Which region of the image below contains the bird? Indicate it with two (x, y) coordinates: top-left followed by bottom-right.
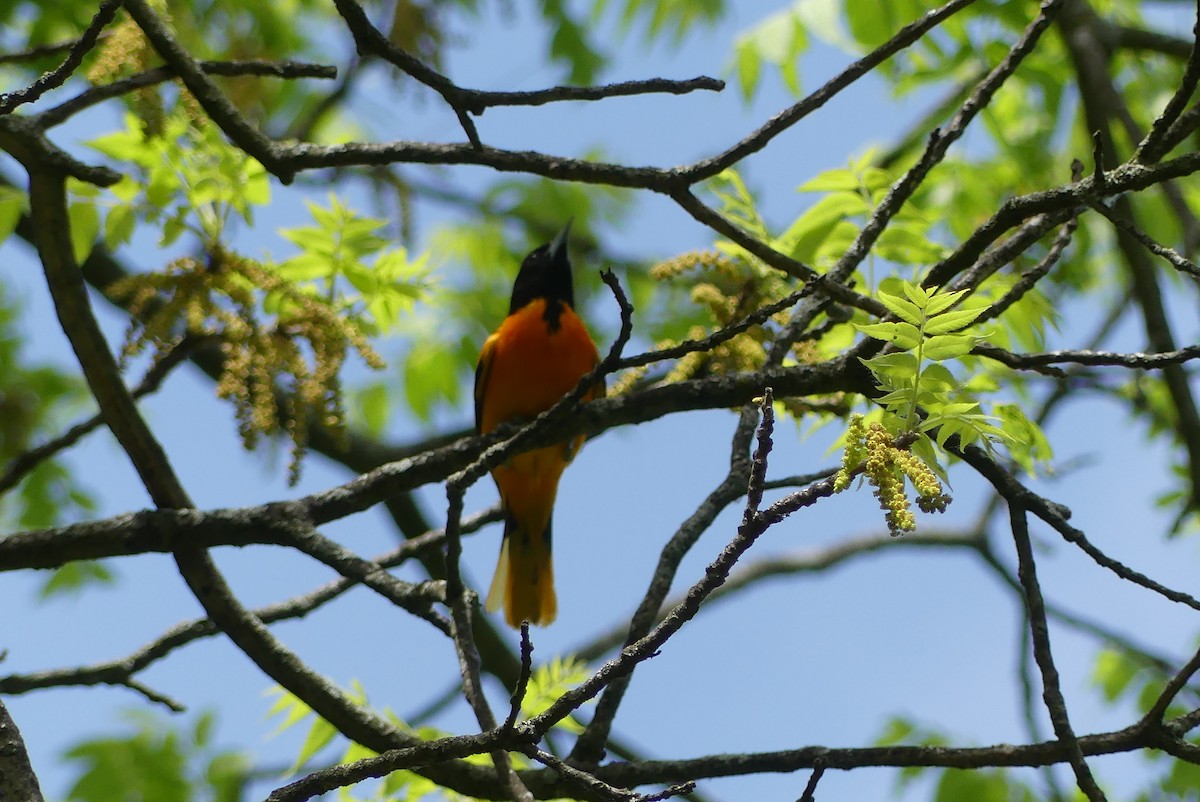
(474, 223), (603, 628)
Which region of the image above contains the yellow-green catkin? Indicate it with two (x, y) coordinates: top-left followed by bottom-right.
(113, 248), (383, 484)
(834, 416), (950, 535)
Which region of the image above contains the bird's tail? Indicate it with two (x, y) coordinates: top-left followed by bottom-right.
(485, 512), (556, 628)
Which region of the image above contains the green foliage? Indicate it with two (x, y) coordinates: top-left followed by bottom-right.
(857, 280), (995, 444)
(277, 195), (432, 334)
(542, 0), (606, 84)
(518, 656), (593, 733)
(1163, 758), (1200, 800)
(789, 155), (948, 280)
(63, 710), (249, 802)
(0, 184), (26, 244)
(934, 768), (1033, 802)
(1090, 645), (1196, 719)
(732, 6), (807, 99)
(836, 279), (1053, 532)
(38, 559), (115, 600)
(874, 716), (948, 789)
(87, 111), (435, 477)
(856, 280), (1053, 477)
(1090, 643), (1200, 799)
(88, 111), (270, 251)
(267, 681), (459, 800)
(875, 717), (1039, 800)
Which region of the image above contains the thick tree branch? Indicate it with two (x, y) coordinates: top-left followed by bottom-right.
(0, 699), (44, 802)
(0, 511), (494, 699)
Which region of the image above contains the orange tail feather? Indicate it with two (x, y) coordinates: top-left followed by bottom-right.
(486, 515), (556, 628)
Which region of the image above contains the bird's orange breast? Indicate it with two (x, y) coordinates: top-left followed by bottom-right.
(478, 298), (600, 434)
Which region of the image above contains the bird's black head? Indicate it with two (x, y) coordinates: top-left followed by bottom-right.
(509, 223), (576, 330)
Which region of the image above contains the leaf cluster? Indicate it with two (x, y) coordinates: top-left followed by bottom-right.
(63, 709), (248, 802)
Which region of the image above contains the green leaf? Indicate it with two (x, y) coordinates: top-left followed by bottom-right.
(863, 351), (921, 374)
(193, 711), (215, 747)
(207, 751), (252, 802)
(922, 288), (965, 317)
(875, 223), (947, 264)
(39, 560), (114, 600)
(995, 403), (1053, 474)
(738, 7), (807, 97)
(877, 289), (924, 326)
(289, 715), (336, 774)
(104, 203), (137, 250)
(352, 381), (391, 437)
(64, 725), (190, 802)
(781, 191), (869, 264)
(278, 252), (335, 281)
(795, 0), (853, 50)
(68, 201), (100, 265)
(856, 321), (922, 350)
(924, 305), (987, 335)
(921, 334), (976, 361)
(1164, 753), (1200, 794)
(159, 210), (188, 248)
(899, 280), (932, 309)
(266, 687), (315, 734)
(87, 121), (155, 165)
(934, 768), (1012, 802)
(1092, 648), (1141, 703)
(0, 185), (27, 244)
(242, 160), (271, 206)
(798, 168), (862, 192)
(734, 36), (762, 100)
(403, 339), (462, 422)
(520, 656), (592, 733)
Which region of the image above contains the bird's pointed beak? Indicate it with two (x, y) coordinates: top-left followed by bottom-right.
(548, 220), (573, 261)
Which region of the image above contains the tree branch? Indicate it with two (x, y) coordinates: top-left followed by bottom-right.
(0, 0), (124, 114)
(1008, 502), (1107, 800)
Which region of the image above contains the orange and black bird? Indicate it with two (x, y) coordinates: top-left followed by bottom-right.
(474, 223), (602, 628)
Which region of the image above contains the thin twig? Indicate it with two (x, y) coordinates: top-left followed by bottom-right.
(0, 34), (110, 65)
(796, 758), (826, 802)
(533, 393), (834, 741)
(1140, 642), (1200, 727)
(505, 625), (534, 731)
(1091, 202), (1200, 279)
(39, 59), (337, 128)
(570, 402), (762, 763)
(680, 0), (981, 181)
(1008, 502), (1107, 801)
(1136, 1), (1200, 163)
(0, 0), (124, 114)
(970, 212), (1079, 325)
(522, 746), (635, 801)
(957, 442), (1200, 614)
(974, 342), (1200, 371)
